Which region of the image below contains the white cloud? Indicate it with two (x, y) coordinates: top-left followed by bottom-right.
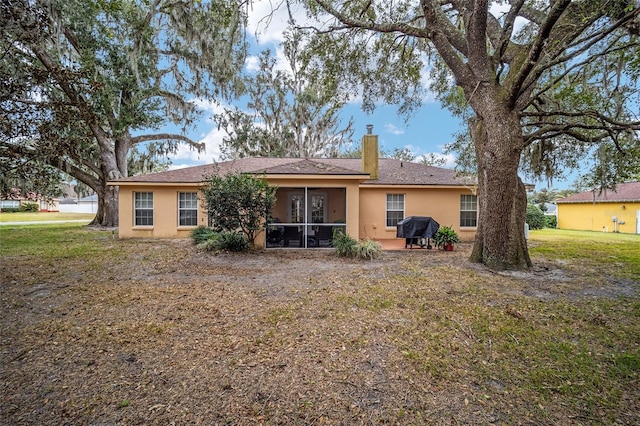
(167, 98), (231, 166)
(247, 1), (309, 45)
(169, 126), (225, 166)
(415, 152), (457, 168)
(245, 55), (261, 72)
(385, 123), (405, 135)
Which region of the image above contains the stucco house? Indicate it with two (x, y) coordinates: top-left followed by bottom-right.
(109, 130), (479, 247)
(556, 181), (640, 234)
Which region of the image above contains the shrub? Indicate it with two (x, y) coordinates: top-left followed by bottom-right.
(526, 204), (546, 230)
(190, 226), (218, 245)
(19, 202), (39, 212)
(333, 230), (382, 260)
(200, 172), (277, 249)
(433, 225), (460, 249)
(213, 231), (249, 252)
(199, 235), (221, 252)
(356, 239), (383, 260)
(545, 215), (557, 229)
(0, 207), (21, 213)
(332, 230), (358, 258)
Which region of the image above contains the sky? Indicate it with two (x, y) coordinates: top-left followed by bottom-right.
(167, 1), (575, 190)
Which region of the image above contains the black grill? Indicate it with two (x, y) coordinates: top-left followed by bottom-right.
(396, 216), (440, 249)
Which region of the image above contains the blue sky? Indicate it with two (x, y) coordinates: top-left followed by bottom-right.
(167, 1), (576, 190)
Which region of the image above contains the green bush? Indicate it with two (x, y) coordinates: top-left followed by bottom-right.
(356, 239), (383, 260)
(198, 231), (248, 252)
(19, 202), (39, 212)
(199, 236), (221, 252)
(333, 230), (382, 260)
(433, 225), (460, 249)
(0, 207), (21, 213)
(213, 231), (249, 252)
(545, 215), (557, 229)
(526, 204), (546, 230)
(332, 230), (358, 257)
(190, 226), (218, 245)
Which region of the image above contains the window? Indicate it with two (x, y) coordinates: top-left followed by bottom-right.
(0, 200), (20, 209)
(289, 194), (304, 223)
(310, 194), (326, 223)
(178, 192), (198, 226)
(134, 192), (154, 226)
(386, 194), (405, 227)
(460, 194), (477, 227)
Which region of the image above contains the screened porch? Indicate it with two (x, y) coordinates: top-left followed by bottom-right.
(266, 187), (347, 249)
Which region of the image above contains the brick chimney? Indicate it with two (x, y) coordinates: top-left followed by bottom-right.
(362, 124), (379, 180)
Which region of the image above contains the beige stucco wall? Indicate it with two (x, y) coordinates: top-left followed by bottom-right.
(358, 186), (477, 242)
(557, 202), (640, 234)
(117, 184), (205, 239)
(115, 178), (479, 244)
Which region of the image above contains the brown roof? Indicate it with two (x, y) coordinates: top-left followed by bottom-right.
(112, 157), (473, 187)
(556, 181), (640, 203)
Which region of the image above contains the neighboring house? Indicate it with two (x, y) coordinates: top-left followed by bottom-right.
(542, 202), (557, 216)
(0, 198), (59, 212)
(109, 130), (479, 247)
(556, 181), (640, 234)
(58, 194), (99, 214)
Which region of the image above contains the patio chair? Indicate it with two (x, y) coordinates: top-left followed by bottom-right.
(316, 226), (334, 247)
(282, 226), (302, 247)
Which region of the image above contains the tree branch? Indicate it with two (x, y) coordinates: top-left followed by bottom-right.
(130, 133), (205, 152)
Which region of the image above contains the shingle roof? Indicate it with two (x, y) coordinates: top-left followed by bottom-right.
(112, 157), (474, 187)
(556, 181), (640, 203)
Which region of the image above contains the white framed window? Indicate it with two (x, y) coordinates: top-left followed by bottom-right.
(134, 192), (153, 226)
(178, 192), (198, 226)
(460, 194), (478, 227)
(288, 193), (305, 223)
(386, 193), (405, 227)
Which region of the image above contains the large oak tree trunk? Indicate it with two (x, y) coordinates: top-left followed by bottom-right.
(89, 136), (124, 227)
(90, 184), (119, 227)
(469, 114), (532, 271)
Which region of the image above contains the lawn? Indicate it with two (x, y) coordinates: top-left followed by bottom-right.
(0, 211), (95, 223)
(1, 225), (638, 425)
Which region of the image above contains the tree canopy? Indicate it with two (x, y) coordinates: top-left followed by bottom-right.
(296, 0), (640, 270)
(1, 0), (248, 225)
(215, 30), (354, 159)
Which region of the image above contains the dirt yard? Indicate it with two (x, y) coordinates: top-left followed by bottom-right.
(1, 236), (638, 425)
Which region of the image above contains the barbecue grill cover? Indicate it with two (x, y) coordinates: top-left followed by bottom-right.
(396, 216), (440, 239)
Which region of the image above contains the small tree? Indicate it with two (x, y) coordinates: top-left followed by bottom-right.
(200, 172), (277, 249)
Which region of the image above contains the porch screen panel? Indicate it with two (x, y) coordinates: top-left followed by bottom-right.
(386, 194), (404, 227)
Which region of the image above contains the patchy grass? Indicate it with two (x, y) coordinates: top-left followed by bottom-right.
(1, 225), (638, 425)
(529, 229), (640, 281)
(0, 223), (118, 259)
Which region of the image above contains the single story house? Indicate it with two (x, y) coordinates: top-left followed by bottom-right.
(58, 194), (99, 214)
(556, 181), (640, 234)
(109, 130), (479, 248)
(0, 197), (59, 212)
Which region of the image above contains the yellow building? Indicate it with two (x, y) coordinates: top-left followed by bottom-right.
(556, 182), (640, 234)
(110, 131), (479, 247)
